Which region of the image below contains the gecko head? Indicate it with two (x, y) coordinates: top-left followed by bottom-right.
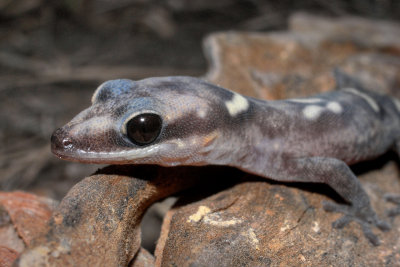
(51, 77), (230, 165)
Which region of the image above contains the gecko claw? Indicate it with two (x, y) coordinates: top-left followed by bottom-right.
(322, 200), (389, 246)
(361, 224), (380, 246)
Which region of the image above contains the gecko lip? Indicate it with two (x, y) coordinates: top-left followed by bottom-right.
(50, 126), (166, 164)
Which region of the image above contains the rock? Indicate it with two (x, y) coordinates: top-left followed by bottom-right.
(155, 161), (400, 266)
(289, 13), (400, 53)
(0, 191), (56, 267)
(203, 14), (400, 100)
(15, 165), (240, 266)
(0, 246), (19, 267)
(129, 247), (155, 267)
(0, 191), (56, 245)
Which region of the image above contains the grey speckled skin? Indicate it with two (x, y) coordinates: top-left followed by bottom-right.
(51, 72), (400, 245)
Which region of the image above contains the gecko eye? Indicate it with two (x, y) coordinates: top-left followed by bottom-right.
(126, 113), (162, 145)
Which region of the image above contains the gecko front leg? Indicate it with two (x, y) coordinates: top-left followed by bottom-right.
(265, 156), (390, 245)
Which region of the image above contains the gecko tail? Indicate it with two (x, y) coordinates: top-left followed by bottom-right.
(333, 68), (367, 91)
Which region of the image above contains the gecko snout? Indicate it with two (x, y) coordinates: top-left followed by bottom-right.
(51, 127), (75, 156)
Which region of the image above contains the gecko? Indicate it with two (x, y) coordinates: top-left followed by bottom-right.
(51, 71), (400, 246)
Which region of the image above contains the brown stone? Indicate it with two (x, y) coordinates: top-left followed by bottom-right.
(0, 246), (19, 267)
(155, 161), (400, 266)
(0, 191), (57, 267)
(130, 248), (155, 267)
(0, 191), (56, 246)
(15, 165), (240, 266)
(204, 14), (400, 100)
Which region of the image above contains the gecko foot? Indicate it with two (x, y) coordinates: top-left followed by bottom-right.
(384, 194), (400, 217)
(322, 201), (390, 246)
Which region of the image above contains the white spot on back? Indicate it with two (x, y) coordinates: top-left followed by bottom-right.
(288, 98), (324, 104)
(225, 93), (249, 116)
(343, 88), (380, 112)
(302, 105), (324, 120)
(393, 98), (400, 112)
(197, 109), (207, 118)
(326, 101), (342, 114)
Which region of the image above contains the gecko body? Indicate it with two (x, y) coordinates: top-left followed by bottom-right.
(51, 72), (400, 245)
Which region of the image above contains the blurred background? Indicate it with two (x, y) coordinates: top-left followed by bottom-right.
(0, 0), (399, 253)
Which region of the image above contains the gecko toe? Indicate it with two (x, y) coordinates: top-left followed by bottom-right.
(323, 201), (352, 228)
(384, 193), (400, 204)
(331, 214), (352, 229)
(361, 223), (380, 246)
(322, 200), (388, 245)
(387, 207), (400, 217)
(376, 219), (391, 231)
(322, 200), (348, 213)
(384, 193), (400, 217)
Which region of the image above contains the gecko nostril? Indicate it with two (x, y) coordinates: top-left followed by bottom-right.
(62, 138), (73, 149)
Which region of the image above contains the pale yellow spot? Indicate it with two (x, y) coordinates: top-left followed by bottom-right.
(303, 105), (324, 120)
(187, 205), (211, 222)
(343, 88), (380, 112)
(187, 206), (243, 227)
(312, 221), (320, 233)
(204, 214), (242, 227)
(326, 101), (342, 114)
(225, 93), (249, 116)
(241, 228), (260, 250)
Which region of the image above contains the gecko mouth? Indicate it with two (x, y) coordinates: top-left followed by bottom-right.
(50, 127), (167, 164)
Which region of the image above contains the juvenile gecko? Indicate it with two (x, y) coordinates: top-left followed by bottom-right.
(51, 71), (400, 245)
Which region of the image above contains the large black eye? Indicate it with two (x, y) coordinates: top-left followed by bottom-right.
(126, 113), (162, 145)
